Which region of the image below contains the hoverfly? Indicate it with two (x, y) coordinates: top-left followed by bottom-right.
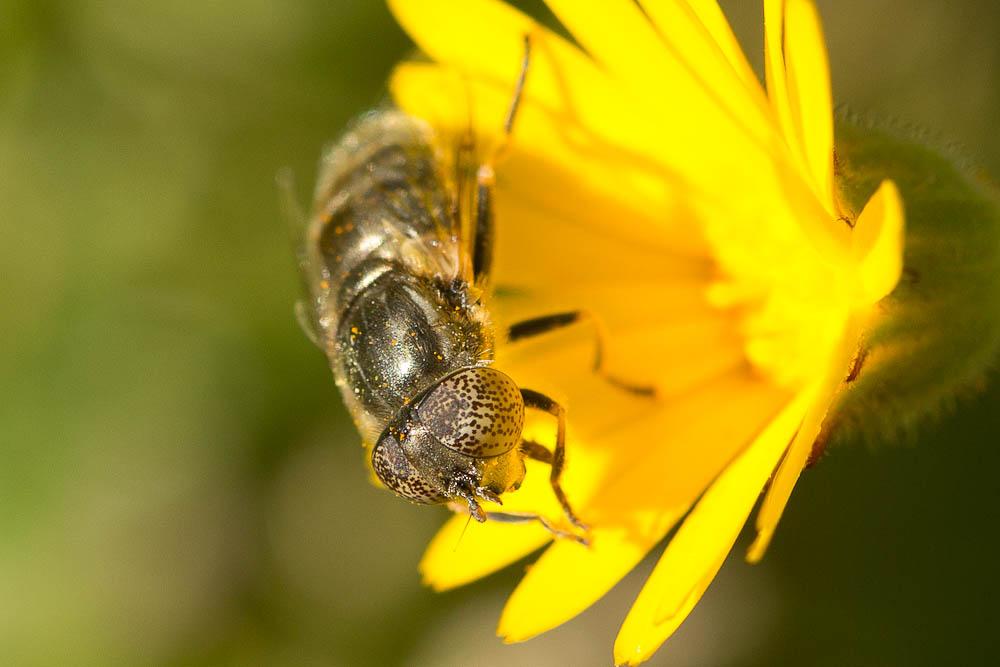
(288, 37), (652, 541)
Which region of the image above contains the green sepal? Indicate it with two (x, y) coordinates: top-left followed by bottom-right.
(827, 115), (1000, 447)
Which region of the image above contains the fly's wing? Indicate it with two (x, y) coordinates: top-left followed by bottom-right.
(277, 166), (323, 347)
(450, 126), (480, 284)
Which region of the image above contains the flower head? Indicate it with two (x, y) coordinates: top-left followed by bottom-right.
(387, 0), (913, 663)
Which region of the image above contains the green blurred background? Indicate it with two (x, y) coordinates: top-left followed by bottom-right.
(2, 1), (997, 665)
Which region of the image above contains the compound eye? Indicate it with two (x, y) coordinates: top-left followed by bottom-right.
(371, 431), (446, 504)
(416, 367), (525, 458)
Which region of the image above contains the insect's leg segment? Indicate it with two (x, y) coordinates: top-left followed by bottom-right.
(445, 480), (587, 543)
(452, 484), (487, 523)
(484, 510), (589, 545)
(471, 34), (533, 285)
(497, 33), (532, 161)
(449, 474), (510, 523)
(471, 166), (495, 282)
(520, 389), (589, 532)
(508, 311), (658, 397)
(520, 439), (553, 464)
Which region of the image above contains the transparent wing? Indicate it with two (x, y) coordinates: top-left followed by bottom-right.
(277, 166), (324, 348)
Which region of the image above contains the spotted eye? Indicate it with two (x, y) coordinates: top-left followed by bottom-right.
(416, 367), (525, 458)
(371, 431), (446, 503)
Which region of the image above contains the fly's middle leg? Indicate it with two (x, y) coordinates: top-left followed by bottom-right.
(471, 33), (533, 284)
(507, 311), (658, 397)
(520, 388), (589, 534)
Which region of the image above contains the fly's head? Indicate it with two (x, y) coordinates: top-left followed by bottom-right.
(371, 366), (527, 520)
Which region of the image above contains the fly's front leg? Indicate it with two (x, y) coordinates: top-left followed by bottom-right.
(484, 509), (589, 545)
(520, 388), (589, 533)
(445, 474), (588, 544)
(508, 311), (657, 396)
(471, 34), (532, 285)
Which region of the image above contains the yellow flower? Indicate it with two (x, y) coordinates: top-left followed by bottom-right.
(388, 0), (904, 663)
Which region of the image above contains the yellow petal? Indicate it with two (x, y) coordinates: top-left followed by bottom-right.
(388, 0), (589, 117)
(494, 284), (723, 334)
(542, 0), (672, 83)
(614, 551), (727, 666)
(392, 60), (837, 302)
(494, 371), (789, 642)
(388, 0), (623, 153)
(638, 0), (769, 114)
(665, 0), (761, 89)
(746, 314), (863, 563)
(763, 0), (852, 264)
(782, 0), (834, 209)
(420, 511), (552, 592)
(420, 455), (576, 593)
(852, 180), (905, 304)
(390, 63), (689, 247)
(743, 392), (819, 564)
(612, 390), (811, 663)
(498, 525), (666, 643)
(494, 288), (743, 401)
(580, 372), (791, 518)
(764, 0), (799, 167)
(495, 150), (713, 267)
(389, 0), (787, 212)
(543, 0), (773, 157)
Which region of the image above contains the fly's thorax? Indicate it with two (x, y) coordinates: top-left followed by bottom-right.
(332, 270), (493, 442)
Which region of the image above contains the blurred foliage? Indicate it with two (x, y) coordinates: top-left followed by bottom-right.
(0, 1), (997, 665)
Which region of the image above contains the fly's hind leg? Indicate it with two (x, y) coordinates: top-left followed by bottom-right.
(471, 33), (532, 284)
(484, 510), (589, 545)
(508, 311), (658, 397)
(520, 388), (590, 534)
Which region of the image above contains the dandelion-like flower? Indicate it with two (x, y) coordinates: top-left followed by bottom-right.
(385, 0), (997, 663)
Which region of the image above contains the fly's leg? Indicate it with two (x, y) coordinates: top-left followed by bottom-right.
(471, 163), (495, 283)
(484, 510), (589, 545)
(520, 388), (589, 533)
(471, 33), (532, 284)
(450, 475), (508, 523)
(445, 484), (588, 544)
(448, 488), (590, 546)
(454, 489), (486, 523)
(508, 311), (658, 397)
